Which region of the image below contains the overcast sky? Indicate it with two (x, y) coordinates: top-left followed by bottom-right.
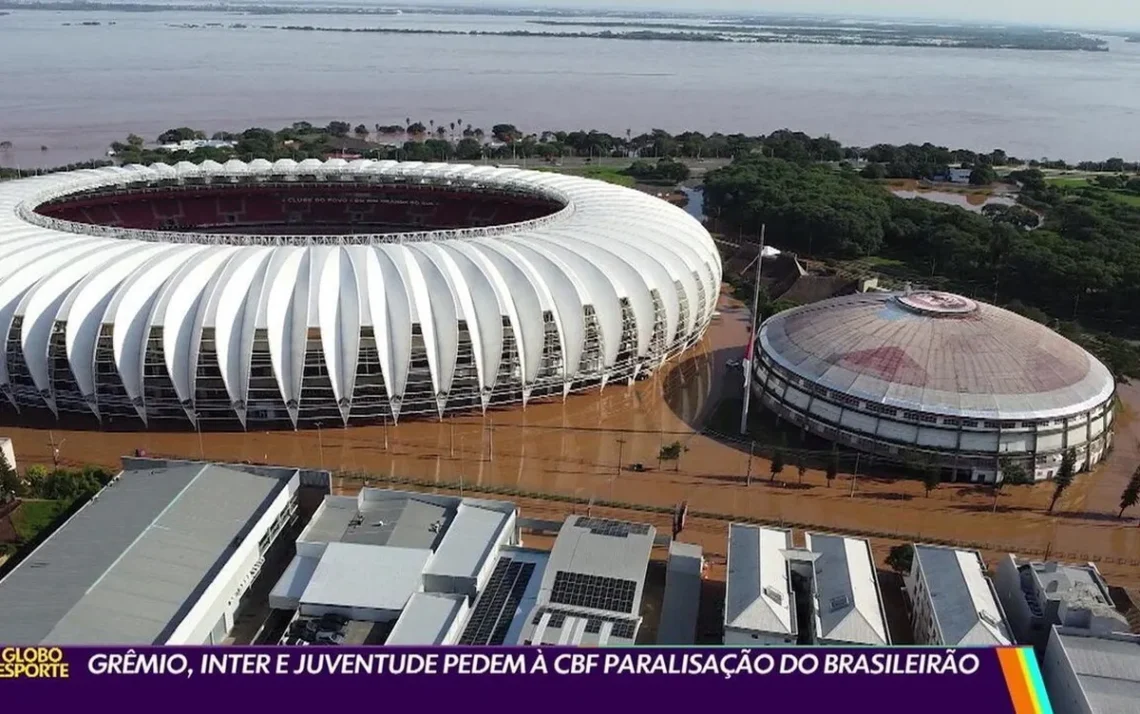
(433, 1), (1138, 31)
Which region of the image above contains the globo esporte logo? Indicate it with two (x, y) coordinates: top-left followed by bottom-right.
(0, 646), (70, 678)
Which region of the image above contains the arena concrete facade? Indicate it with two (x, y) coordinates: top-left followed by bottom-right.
(751, 290), (1115, 483)
(0, 160), (720, 429)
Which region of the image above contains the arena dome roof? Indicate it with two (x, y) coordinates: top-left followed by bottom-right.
(0, 160), (721, 427)
(758, 290), (1115, 421)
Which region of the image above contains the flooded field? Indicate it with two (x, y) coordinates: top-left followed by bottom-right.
(3, 289), (1138, 586)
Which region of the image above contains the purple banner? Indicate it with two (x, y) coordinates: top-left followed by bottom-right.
(1, 646), (1043, 714)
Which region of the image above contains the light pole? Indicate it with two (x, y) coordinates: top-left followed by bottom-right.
(849, 452), (861, 497)
(315, 422), (324, 470)
(616, 437), (626, 475)
(194, 411), (204, 460)
(383, 413), (388, 452)
(450, 421), (455, 458)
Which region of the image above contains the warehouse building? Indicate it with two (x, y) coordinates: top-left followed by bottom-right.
(906, 544), (1012, 646)
(517, 516), (656, 647)
(0, 458), (305, 644)
(724, 524), (796, 645)
(657, 541), (704, 645)
(1041, 627), (1140, 714)
(269, 488), (519, 645)
(724, 526), (889, 646)
(803, 532), (890, 646)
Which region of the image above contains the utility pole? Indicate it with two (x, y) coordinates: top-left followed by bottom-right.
(383, 413), (388, 452)
(616, 437), (626, 475)
(488, 418), (494, 462)
(450, 421), (455, 458)
(745, 440), (754, 487)
(740, 225), (766, 435)
(316, 422), (324, 471)
(195, 413), (204, 460)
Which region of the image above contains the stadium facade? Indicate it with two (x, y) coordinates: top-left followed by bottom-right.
(0, 160), (720, 428)
(752, 290), (1115, 483)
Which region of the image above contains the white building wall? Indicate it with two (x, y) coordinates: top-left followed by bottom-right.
(724, 628), (795, 646)
(1041, 629), (1093, 714)
(877, 420), (917, 443)
(165, 473), (300, 645)
(916, 426), (957, 449)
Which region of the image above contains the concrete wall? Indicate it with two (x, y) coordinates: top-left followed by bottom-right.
(165, 472), (300, 645)
(993, 555), (1034, 646)
(1041, 629), (1093, 714)
(724, 628), (795, 646)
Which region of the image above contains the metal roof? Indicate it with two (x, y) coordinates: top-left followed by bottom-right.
(914, 545), (1012, 646)
(1055, 630), (1140, 714)
(424, 502), (512, 581)
(0, 462), (291, 644)
(725, 524), (795, 637)
(519, 516), (654, 646)
(300, 542), (431, 613)
(386, 592), (468, 645)
(759, 290), (1114, 420)
(657, 541), (703, 645)
(804, 533), (889, 645)
(0, 160), (721, 427)
(300, 493), (448, 550)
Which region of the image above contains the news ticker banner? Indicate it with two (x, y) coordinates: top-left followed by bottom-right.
(2, 646), (1053, 714)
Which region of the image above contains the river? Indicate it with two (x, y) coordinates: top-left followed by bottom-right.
(1, 10), (1139, 168)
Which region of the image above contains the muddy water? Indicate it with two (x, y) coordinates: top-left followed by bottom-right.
(3, 290), (1138, 585)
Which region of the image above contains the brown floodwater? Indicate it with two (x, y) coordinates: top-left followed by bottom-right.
(4, 290), (1138, 586)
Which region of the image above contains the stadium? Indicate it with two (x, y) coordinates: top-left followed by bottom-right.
(0, 159), (721, 429)
(751, 290), (1116, 483)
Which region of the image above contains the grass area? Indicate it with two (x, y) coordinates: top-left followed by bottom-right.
(1107, 191), (1140, 207)
(10, 499), (69, 542)
(535, 164), (636, 187)
(1045, 176), (1091, 187)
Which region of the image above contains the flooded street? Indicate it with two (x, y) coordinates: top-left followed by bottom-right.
(4, 287), (1138, 585)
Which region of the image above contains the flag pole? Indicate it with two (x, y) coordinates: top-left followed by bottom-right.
(740, 225), (766, 435)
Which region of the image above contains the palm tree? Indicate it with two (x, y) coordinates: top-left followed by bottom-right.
(404, 117), (410, 130)
(796, 455), (807, 486)
(449, 121), (456, 135)
(826, 448), (838, 488)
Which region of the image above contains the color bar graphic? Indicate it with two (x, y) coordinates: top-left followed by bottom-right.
(997, 647), (1054, 714)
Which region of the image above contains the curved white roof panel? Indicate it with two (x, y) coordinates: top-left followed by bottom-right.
(0, 160), (720, 428)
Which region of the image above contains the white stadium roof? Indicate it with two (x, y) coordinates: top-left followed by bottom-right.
(0, 160), (721, 427)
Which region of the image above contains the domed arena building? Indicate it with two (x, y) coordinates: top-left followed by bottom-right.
(751, 290), (1115, 483)
(0, 160), (720, 429)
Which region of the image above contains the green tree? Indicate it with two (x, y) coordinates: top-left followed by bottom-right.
(353, 124), (369, 139)
(860, 162), (887, 179)
(969, 165), (998, 185)
(994, 457), (1031, 512)
(1119, 466), (1140, 518)
(0, 450), (23, 499)
(659, 441), (683, 471)
(886, 543), (914, 575)
(796, 454), (807, 485)
(922, 460), (941, 497)
(326, 121), (351, 137)
(770, 448), (785, 483)
(825, 447), (838, 488)
(1049, 449), (1077, 513)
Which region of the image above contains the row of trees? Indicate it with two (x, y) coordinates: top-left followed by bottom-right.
(704, 157), (1140, 373)
(0, 454), (114, 504)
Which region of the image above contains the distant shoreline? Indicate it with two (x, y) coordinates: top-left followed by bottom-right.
(0, 2), (1110, 52)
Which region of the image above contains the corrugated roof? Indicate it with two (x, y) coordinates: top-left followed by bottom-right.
(805, 533), (889, 645)
(0, 463), (290, 644)
(657, 542), (703, 645)
(1057, 631), (1140, 714)
(725, 524), (795, 637)
(386, 592), (467, 645)
(915, 545), (1011, 646)
(300, 542), (430, 612)
(759, 291), (1114, 420)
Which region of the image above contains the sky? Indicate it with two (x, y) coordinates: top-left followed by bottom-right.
(425, 1), (1140, 31)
